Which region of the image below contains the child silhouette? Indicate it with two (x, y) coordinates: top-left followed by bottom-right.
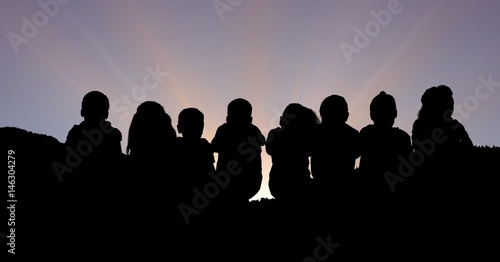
(126, 101), (177, 194)
(359, 91), (412, 195)
(125, 101), (178, 253)
(403, 85), (475, 258)
(65, 90), (123, 172)
(311, 95), (360, 202)
(265, 103), (319, 254)
(411, 85), (473, 195)
(412, 85), (473, 153)
(210, 99), (266, 257)
(267, 103), (318, 203)
(60, 90), (124, 254)
(174, 107), (218, 249)
(357, 91), (412, 256)
(175, 107), (215, 210)
(211, 98), (265, 209)
(127, 101), (177, 159)
(410, 85), (474, 201)
(309, 95), (360, 243)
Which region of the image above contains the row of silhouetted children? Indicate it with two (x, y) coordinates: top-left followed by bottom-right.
(52, 85), (474, 257)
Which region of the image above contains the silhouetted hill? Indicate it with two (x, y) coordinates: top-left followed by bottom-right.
(1, 126), (499, 260)
(0, 127), (65, 256)
(1, 127), (64, 187)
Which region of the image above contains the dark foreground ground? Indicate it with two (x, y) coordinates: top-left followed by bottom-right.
(1, 127), (499, 260)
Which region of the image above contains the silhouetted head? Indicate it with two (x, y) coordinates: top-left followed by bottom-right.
(226, 98), (252, 125)
(302, 106), (320, 128)
(370, 91), (397, 128)
(127, 101), (176, 155)
(280, 103), (302, 128)
(80, 91), (109, 123)
(177, 108), (204, 140)
(319, 95), (349, 124)
(280, 103), (319, 131)
(418, 85), (454, 121)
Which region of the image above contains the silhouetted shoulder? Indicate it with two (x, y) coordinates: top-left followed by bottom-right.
(344, 123), (360, 136)
(214, 123), (231, 137)
(393, 126), (410, 140)
(176, 136), (215, 165)
(322, 122), (359, 135)
(266, 127), (282, 139)
(448, 119), (466, 133)
(361, 124), (408, 138)
(267, 127), (278, 137)
(176, 136), (211, 147)
(249, 123), (266, 145)
(212, 123), (265, 151)
(66, 123), (83, 142)
(411, 118), (424, 130)
(199, 138), (214, 153)
(66, 121), (121, 142)
(265, 127), (283, 155)
(199, 137), (211, 146)
(411, 118), (428, 139)
(359, 125), (376, 144)
(340, 123), (360, 147)
(359, 124), (373, 134)
(392, 127), (411, 148)
(249, 123), (262, 134)
(215, 123), (229, 132)
(211, 123), (229, 150)
(104, 121), (122, 140)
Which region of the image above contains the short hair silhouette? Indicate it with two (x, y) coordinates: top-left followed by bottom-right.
(312, 94), (359, 184)
(80, 90), (110, 123)
(59, 90), (124, 253)
(62, 91), (123, 173)
(65, 90), (122, 156)
(226, 98), (252, 125)
(211, 97), (265, 209)
(177, 107), (204, 140)
(358, 90), (412, 206)
(175, 107), (215, 227)
(319, 95), (349, 124)
(370, 91), (397, 127)
(310, 94), (360, 235)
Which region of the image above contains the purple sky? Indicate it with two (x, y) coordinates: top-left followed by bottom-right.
(1, 0), (499, 200)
